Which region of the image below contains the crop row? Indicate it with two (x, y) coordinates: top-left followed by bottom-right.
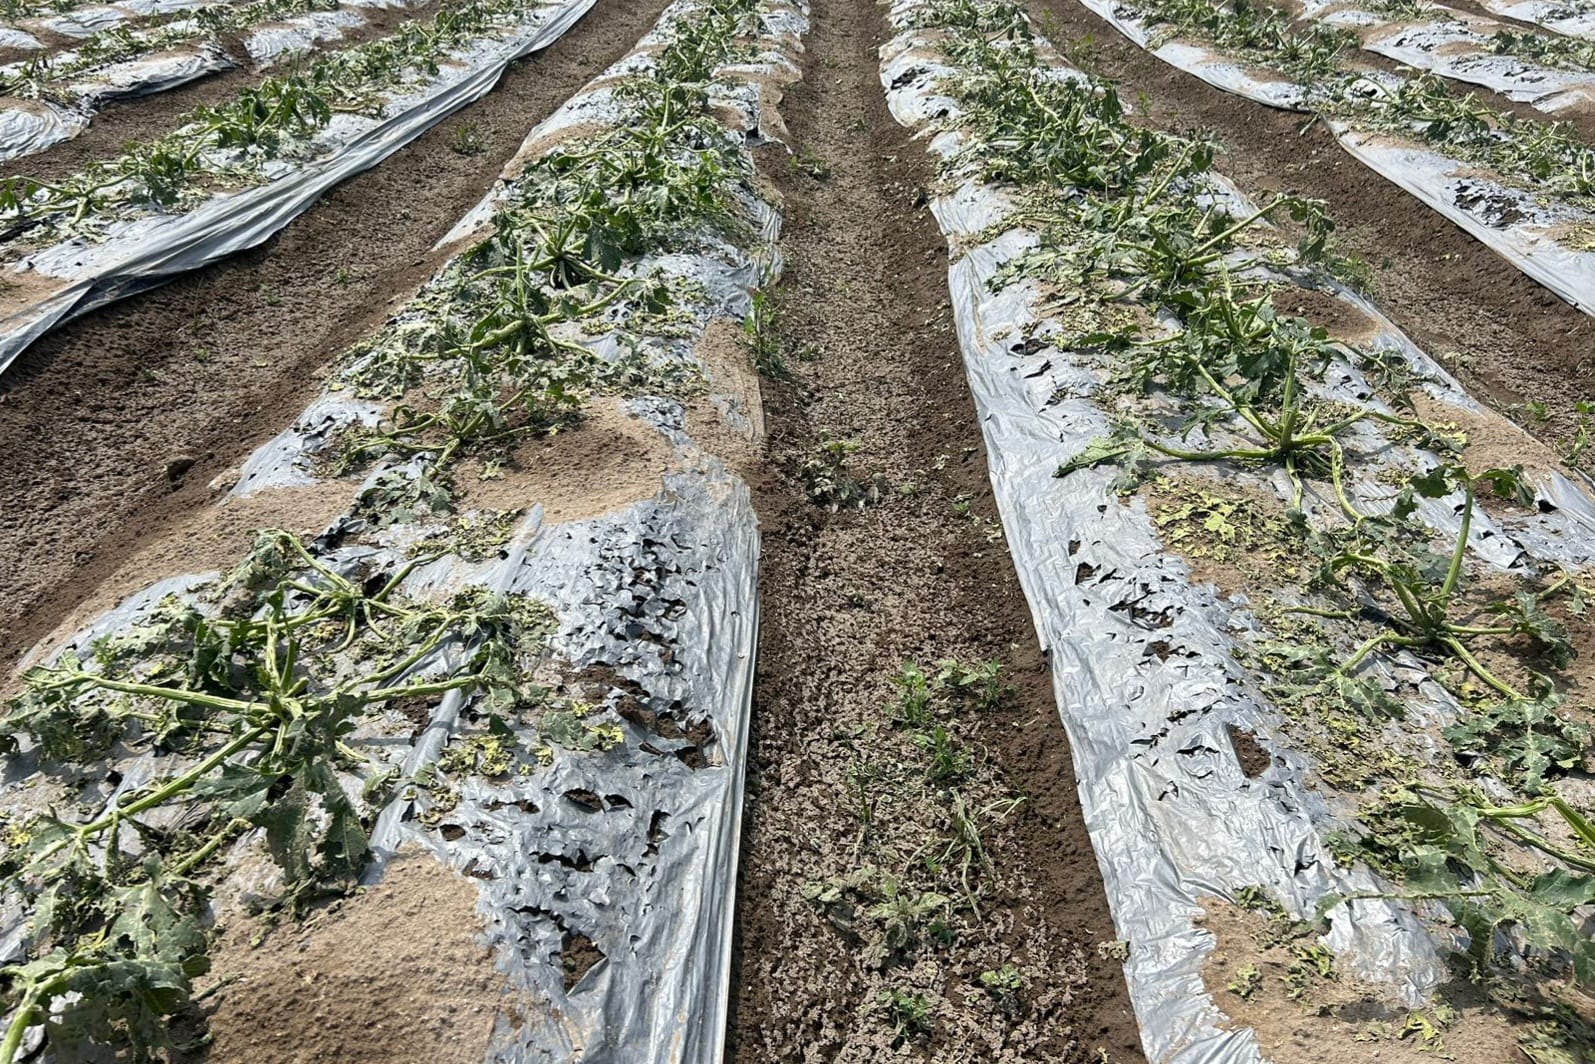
(0, 0), (597, 373)
(0, 0), (796, 1057)
(0, 0), (556, 246)
(2, 0), (346, 101)
(888, 0), (1595, 1058)
(1076, 0), (1595, 315)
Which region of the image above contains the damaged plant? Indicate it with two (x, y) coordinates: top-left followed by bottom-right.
(0, 531), (552, 1062)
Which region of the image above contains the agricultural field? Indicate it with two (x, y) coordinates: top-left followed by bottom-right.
(0, 0), (1591, 1058)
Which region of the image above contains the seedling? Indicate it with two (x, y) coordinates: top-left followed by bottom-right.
(743, 290), (787, 378)
(879, 988), (935, 1043)
(979, 962), (1024, 1009)
(799, 436), (884, 510)
(452, 122), (488, 157)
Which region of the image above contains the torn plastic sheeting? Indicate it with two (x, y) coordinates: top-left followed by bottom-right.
(1076, 0), (1595, 316)
(244, 7), (370, 65)
(246, 2), (801, 1057)
(35, 4), (127, 35)
(3, 1), (798, 1056)
(1476, 0), (1595, 39)
(231, 392), (384, 494)
(361, 461), (759, 1064)
(10, 0), (260, 38)
(1330, 122), (1595, 315)
(0, 0), (600, 377)
(1291, 264), (1595, 562)
(0, 28), (41, 48)
(0, 0), (410, 144)
(1285, 0), (1595, 111)
(887, 13), (1595, 1061)
(937, 230), (1444, 1062)
(881, 11), (1464, 1061)
(1366, 25), (1595, 110)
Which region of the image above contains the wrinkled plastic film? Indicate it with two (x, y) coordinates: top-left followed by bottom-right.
(0, 0), (600, 375)
(881, 6), (1595, 1060)
(1074, 0), (1595, 315)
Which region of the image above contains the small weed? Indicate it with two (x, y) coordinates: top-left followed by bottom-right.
(931, 657), (1005, 712)
(979, 963), (1024, 1007)
(891, 662), (936, 728)
(1563, 399), (1594, 471)
(879, 988), (935, 1044)
(1227, 963), (1262, 1000)
(913, 724), (970, 780)
(451, 121), (487, 156)
(743, 289), (787, 378)
(800, 436), (885, 510)
(1509, 399), (1551, 425)
(1061, 31), (1100, 72)
(791, 147), (831, 181)
(866, 877), (951, 952)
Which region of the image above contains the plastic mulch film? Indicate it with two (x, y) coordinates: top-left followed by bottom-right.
(0, 49), (231, 158)
(1468, 0), (1595, 41)
(881, 5), (1595, 1062)
(0, 1), (805, 1060)
(2, 0), (212, 40)
(0, 0), (598, 376)
(0, 0), (428, 163)
(1287, 0), (1595, 112)
(1073, 0), (1595, 316)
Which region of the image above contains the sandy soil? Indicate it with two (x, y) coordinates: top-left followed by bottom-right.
(1198, 897), (1531, 1063)
(197, 852), (511, 1064)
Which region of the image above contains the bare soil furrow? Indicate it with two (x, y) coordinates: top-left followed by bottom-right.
(728, 0), (1143, 1058)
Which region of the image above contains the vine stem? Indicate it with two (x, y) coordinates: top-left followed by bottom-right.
(1440, 635), (1522, 701)
(0, 978), (51, 1064)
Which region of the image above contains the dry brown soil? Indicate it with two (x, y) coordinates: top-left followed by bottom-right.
(197, 852), (510, 1064)
(725, 0), (1144, 1058)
